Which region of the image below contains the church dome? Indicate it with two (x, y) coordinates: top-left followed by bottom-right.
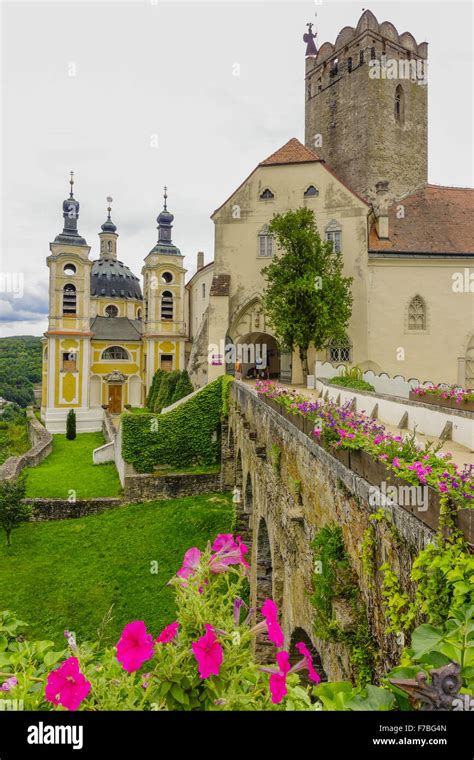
(90, 258), (143, 300)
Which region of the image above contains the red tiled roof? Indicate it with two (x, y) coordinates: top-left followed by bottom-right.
(369, 185), (474, 254)
(259, 138), (321, 166)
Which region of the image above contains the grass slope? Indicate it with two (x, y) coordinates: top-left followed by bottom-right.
(0, 494), (233, 645)
(24, 432), (121, 498)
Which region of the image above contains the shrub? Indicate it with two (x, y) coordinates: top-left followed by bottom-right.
(66, 409), (76, 440)
(328, 376), (375, 391)
(0, 476), (30, 546)
(171, 370), (194, 404)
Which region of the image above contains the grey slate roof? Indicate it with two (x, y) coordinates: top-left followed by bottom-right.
(90, 316), (143, 341)
(90, 258), (143, 300)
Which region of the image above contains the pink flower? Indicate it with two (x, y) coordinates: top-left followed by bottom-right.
(45, 657), (91, 711)
(294, 642), (321, 683)
(0, 676), (17, 692)
(156, 621), (179, 644)
(176, 547), (201, 584)
(313, 428), (322, 438)
(392, 458), (401, 469)
(192, 624), (223, 679)
(209, 534), (249, 573)
(116, 621), (154, 673)
(261, 599), (285, 648)
(269, 651), (291, 704)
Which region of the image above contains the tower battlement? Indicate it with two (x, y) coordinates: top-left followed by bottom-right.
(305, 9), (428, 203)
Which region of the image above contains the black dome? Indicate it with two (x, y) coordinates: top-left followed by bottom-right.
(90, 258), (142, 300)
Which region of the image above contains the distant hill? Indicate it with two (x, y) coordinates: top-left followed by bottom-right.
(0, 336), (42, 407)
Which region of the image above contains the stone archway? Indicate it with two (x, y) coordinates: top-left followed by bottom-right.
(236, 332), (280, 380)
(289, 627), (327, 685)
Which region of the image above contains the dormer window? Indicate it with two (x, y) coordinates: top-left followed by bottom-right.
(304, 185), (319, 198)
(260, 188), (274, 200)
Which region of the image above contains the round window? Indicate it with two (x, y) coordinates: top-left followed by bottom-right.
(63, 263), (76, 276)
(105, 304), (119, 318)
(161, 271), (173, 284)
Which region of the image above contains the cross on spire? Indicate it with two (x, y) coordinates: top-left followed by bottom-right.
(106, 195), (113, 220)
(69, 170), (74, 198)
(163, 185), (168, 211)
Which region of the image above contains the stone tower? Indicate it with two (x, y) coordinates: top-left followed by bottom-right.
(304, 10), (428, 203)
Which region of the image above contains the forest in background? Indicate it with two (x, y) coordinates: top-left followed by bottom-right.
(0, 336), (42, 406)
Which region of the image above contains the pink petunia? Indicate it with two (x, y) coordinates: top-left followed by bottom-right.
(269, 651), (291, 704)
(261, 599), (285, 648)
(176, 547), (201, 584)
(392, 457), (401, 468)
(192, 624), (223, 679)
(0, 676), (18, 692)
(116, 621), (155, 673)
(209, 534), (249, 574)
(156, 621), (179, 644)
(295, 642), (321, 683)
(45, 657), (91, 711)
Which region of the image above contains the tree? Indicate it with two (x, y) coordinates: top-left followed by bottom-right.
(66, 409), (76, 440)
(165, 370), (181, 408)
(0, 476), (30, 547)
(154, 374), (170, 413)
(171, 370), (194, 404)
(146, 369), (164, 411)
(263, 208), (353, 380)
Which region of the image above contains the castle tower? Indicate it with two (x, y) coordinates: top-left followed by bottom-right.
(304, 10), (428, 203)
(142, 188), (187, 392)
(42, 172), (94, 431)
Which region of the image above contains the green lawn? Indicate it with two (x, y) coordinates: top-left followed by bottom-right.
(24, 432), (121, 498)
(0, 493), (233, 646)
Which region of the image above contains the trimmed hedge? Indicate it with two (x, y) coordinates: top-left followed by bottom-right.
(146, 369), (195, 413)
(122, 375), (233, 473)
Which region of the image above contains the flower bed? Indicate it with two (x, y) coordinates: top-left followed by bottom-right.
(256, 381), (474, 521)
(410, 385), (474, 412)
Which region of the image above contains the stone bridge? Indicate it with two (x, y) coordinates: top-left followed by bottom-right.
(222, 382), (438, 683)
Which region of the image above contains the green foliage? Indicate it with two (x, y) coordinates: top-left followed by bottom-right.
(360, 509), (385, 581)
(311, 525), (375, 685)
(122, 376), (233, 473)
(0, 336), (42, 407)
(328, 376), (375, 392)
(312, 681), (395, 712)
(0, 493), (234, 646)
(146, 368), (164, 410)
(270, 444), (281, 475)
(154, 373), (170, 413)
(0, 405), (29, 465)
(262, 208), (353, 376)
(0, 476), (30, 546)
(66, 409), (76, 440)
(380, 533), (474, 636)
(288, 477), (301, 498)
(24, 433), (121, 498)
(171, 371), (194, 404)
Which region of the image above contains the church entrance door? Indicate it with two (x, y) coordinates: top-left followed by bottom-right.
(108, 384), (122, 414)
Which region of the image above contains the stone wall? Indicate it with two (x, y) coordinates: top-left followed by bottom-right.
(123, 472), (222, 502)
(0, 410), (53, 481)
(24, 498), (124, 521)
(228, 382), (437, 683)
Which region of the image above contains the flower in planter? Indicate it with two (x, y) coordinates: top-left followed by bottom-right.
(260, 599), (284, 647)
(294, 642), (321, 684)
(176, 547), (201, 585)
(116, 621), (155, 673)
(45, 657), (91, 711)
(192, 624), (223, 678)
(209, 533), (249, 573)
(268, 651), (291, 704)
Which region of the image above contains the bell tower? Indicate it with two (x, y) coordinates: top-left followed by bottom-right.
(142, 187), (187, 392)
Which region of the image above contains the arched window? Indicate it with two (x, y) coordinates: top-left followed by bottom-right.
(395, 84), (405, 125)
(325, 220), (342, 253)
(347, 57), (353, 73)
(258, 225), (273, 258)
(202, 283), (206, 298)
(327, 338), (352, 363)
(161, 271), (173, 284)
(304, 185), (319, 197)
(161, 290), (173, 320)
(137, 308), (142, 320)
(63, 263), (76, 276)
(408, 295), (426, 330)
(102, 346), (129, 360)
(62, 284), (76, 314)
(260, 188), (274, 200)
(107, 241), (113, 253)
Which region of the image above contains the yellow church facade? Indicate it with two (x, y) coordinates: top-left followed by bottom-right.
(41, 179), (187, 432)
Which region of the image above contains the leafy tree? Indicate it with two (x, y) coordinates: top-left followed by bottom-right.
(262, 208), (353, 380)
(66, 409), (76, 440)
(165, 370), (181, 408)
(0, 476), (30, 546)
(154, 374), (170, 413)
(171, 371), (194, 404)
(146, 369), (164, 411)
(0, 336), (42, 407)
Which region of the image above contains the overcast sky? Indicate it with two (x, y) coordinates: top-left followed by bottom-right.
(0, 0), (472, 338)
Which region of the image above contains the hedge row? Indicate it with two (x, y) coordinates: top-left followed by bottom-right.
(146, 369), (194, 413)
(122, 375), (233, 473)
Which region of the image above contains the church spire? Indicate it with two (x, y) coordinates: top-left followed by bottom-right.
(53, 171), (87, 246)
(147, 186), (182, 256)
(99, 195), (118, 259)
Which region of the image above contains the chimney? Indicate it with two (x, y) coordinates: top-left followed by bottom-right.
(197, 251), (204, 271)
(375, 181), (389, 239)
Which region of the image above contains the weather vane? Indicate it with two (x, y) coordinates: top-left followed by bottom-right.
(163, 185), (168, 211)
(69, 170), (74, 198)
(106, 196), (113, 218)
